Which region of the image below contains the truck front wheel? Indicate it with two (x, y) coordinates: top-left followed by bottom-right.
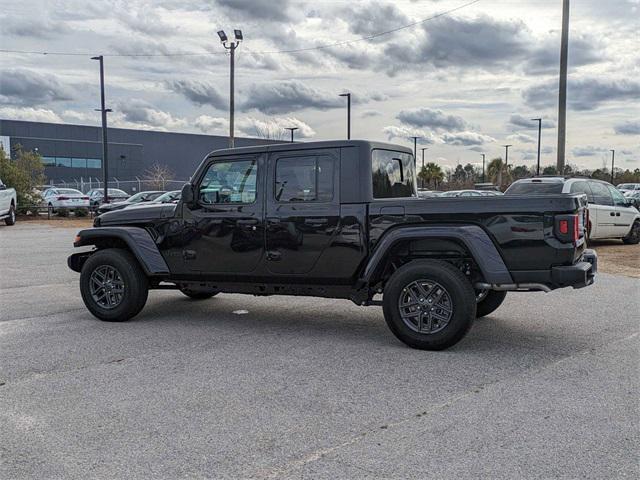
(382, 260), (476, 350)
(80, 248), (149, 322)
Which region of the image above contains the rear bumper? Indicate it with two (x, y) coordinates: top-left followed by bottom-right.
(551, 249), (597, 289)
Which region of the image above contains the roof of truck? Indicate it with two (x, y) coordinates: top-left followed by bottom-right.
(207, 139), (413, 158)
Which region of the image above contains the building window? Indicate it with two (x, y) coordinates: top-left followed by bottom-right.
(87, 158), (102, 169)
(42, 156), (56, 166)
(56, 157), (72, 167)
(72, 158), (87, 168)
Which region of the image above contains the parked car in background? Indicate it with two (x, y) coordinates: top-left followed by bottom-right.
(87, 188), (129, 209)
(440, 190), (484, 197)
(0, 177), (17, 225)
(479, 190), (504, 196)
(416, 189), (442, 198)
(150, 190), (181, 204)
(624, 190), (640, 210)
(506, 177), (640, 244)
(42, 188), (90, 214)
(617, 183), (640, 194)
(97, 191), (165, 214)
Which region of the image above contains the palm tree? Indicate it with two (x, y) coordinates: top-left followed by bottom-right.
(419, 162), (444, 189)
(487, 157), (504, 187)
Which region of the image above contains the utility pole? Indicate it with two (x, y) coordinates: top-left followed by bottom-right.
(339, 93), (351, 139)
(91, 55), (112, 204)
(503, 144), (512, 169)
(532, 118), (542, 175)
(285, 127), (298, 143)
(218, 30), (242, 148)
(420, 147), (428, 188)
(557, 0), (570, 173)
(610, 149), (615, 184)
(410, 136), (419, 168)
(481, 154), (486, 183)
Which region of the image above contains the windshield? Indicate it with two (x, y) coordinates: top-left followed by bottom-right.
(371, 149), (417, 199)
(108, 189), (128, 195)
(505, 182), (564, 195)
(152, 191), (180, 203)
(58, 189), (83, 195)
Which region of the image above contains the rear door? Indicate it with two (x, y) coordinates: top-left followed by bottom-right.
(588, 181), (616, 238)
(265, 149), (340, 275)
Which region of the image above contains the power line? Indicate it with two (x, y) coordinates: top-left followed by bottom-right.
(0, 0), (481, 58)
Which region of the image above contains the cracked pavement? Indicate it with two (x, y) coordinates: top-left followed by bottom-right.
(1, 223), (639, 479)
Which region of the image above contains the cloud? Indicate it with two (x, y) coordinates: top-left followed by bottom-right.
(507, 133), (535, 144)
(441, 131), (495, 146)
(382, 126), (436, 145)
(243, 80), (343, 114)
(118, 9), (177, 36)
(168, 79), (226, 109)
(525, 33), (604, 74)
(508, 114), (555, 130)
(2, 15), (70, 39)
(0, 69), (73, 106)
(237, 117), (316, 139)
(194, 115), (229, 134)
(118, 99), (186, 130)
(216, 0), (292, 21)
(382, 15), (530, 73)
(341, 1), (409, 39)
(572, 146), (609, 157)
(361, 110), (381, 118)
(523, 77), (640, 111)
(397, 108), (467, 132)
(614, 120), (640, 135)
(0, 107), (63, 123)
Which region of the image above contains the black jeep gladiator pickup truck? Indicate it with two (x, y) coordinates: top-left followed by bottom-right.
(68, 140), (597, 350)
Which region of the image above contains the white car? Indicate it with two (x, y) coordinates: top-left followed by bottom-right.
(506, 177), (640, 244)
(617, 183), (640, 194)
(0, 177), (17, 225)
(42, 188), (90, 213)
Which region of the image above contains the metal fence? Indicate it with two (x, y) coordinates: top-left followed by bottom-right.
(38, 177), (188, 194)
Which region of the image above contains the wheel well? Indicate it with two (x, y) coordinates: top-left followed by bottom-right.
(372, 238), (483, 289)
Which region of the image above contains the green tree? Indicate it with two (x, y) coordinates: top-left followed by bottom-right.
(0, 145), (45, 212)
(542, 165), (558, 175)
(487, 157), (504, 187)
(418, 162), (444, 189)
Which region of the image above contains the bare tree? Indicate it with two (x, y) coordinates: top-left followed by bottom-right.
(143, 163), (174, 190)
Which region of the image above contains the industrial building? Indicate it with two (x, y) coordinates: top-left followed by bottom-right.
(0, 119), (278, 190)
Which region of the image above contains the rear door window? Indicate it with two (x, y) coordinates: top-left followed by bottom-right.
(372, 149), (417, 199)
(588, 182), (613, 206)
(569, 181), (594, 202)
(275, 156), (334, 202)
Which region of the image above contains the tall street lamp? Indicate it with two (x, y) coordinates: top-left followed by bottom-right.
(91, 55), (112, 203)
(610, 149), (615, 184)
(420, 147), (428, 188)
(557, 0), (570, 173)
(481, 154), (486, 183)
(531, 118), (542, 175)
(285, 127), (298, 143)
(503, 144), (512, 170)
(218, 29), (242, 148)
(409, 136), (420, 167)
(339, 93), (351, 139)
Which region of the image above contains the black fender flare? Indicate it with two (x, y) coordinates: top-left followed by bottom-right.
(360, 225), (513, 285)
(68, 227), (170, 276)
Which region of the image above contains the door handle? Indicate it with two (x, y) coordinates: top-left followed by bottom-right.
(266, 250), (281, 261)
(616, 212), (621, 216)
(610, 212), (616, 216)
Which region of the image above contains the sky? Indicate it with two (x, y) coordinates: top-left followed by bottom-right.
(1, 0), (639, 172)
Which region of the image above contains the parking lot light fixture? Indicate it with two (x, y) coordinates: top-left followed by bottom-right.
(285, 127), (298, 143)
(218, 29), (242, 148)
(531, 118), (542, 175)
(91, 55), (111, 204)
(339, 93), (351, 139)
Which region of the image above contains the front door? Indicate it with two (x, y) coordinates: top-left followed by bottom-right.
(184, 155), (264, 274)
(609, 185), (637, 237)
(265, 149), (340, 275)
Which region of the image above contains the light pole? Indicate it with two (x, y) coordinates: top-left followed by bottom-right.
(610, 149), (615, 184)
(557, 0), (570, 173)
(91, 55), (112, 204)
(339, 93), (351, 139)
(503, 144), (512, 170)
(532, 118), (542, 175)
(409, 136), (420, 168)
(218, 29), (242, 148)
(481, 154), (486, 183)
(420, 147), (428, 170)
(285, 127), (298, 143)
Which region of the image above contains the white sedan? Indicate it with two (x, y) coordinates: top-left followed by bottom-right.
(42, 188), (90, 212)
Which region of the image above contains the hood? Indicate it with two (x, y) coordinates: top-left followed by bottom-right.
(95, 203), (176, 226)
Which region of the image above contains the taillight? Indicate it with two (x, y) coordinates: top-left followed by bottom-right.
(82, 196), (89, 200)
(559, 219), (569, 235)
(555, 213), (581, 244)
(57, 196), (69, 200)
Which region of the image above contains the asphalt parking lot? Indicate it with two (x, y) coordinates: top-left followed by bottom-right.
(1, 222), (638, 479)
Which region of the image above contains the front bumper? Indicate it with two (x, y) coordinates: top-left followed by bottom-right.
(551, 249), (597, 289)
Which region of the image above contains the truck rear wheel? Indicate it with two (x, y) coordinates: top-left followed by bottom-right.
(476, 290), (507, 318)
(382, 260), (476, 350)
(80, 248), (148, 322)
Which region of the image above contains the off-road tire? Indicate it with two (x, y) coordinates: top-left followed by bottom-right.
(179, 287), (219, 300)
(382, 259), (476, 350)
(80, 248), (149, 322)
(4, 203), (16, 225)
(622, 220), (640, 245)
(476, 290), (507, 318)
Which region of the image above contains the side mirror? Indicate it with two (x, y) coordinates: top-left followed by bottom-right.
(181, 183), (195, 205)
(0, 184), (6, 191)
